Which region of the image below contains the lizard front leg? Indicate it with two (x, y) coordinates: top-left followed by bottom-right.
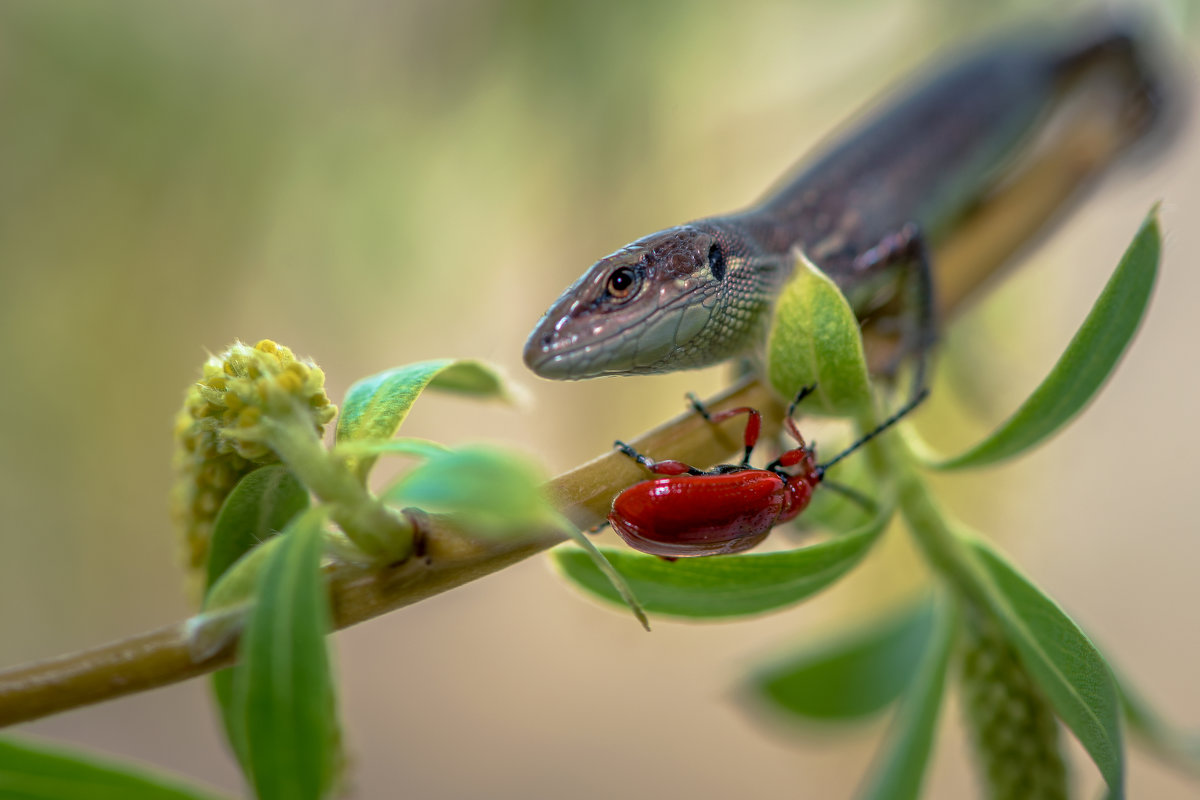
(851, 223), (938, 401)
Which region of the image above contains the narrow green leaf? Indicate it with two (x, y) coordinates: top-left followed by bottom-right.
(1113, 665), (1200, 774)
(336, 359), (510, 481)
(552, 508), (890, 618)
(419, 360), (510, 395)
(0, 735), (227, 799)
(748, 595), (937, 721)
(205, 465), (309, 593)
(966, 535), (1125, 797)
(933, 207), (1160, 469)
(209, 670), (245, 776)
(193, 535), (286, 663)
(230, 509), (340, 800)
(203, 467), (309, 770)
(766, 252), (873, 417)
(201, 538), (280, 618)
(552, 512), (649, 631)
(384, 444), (549, 537)
(857, 593), (957, 800)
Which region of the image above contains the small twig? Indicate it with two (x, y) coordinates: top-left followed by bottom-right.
(0, 379), (781, 728)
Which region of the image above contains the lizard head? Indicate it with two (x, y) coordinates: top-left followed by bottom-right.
(524, 224), (736, 379)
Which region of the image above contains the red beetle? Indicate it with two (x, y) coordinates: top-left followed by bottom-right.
(608, 385), (926, 558)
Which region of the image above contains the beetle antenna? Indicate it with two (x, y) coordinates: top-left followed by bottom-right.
(817, 388), (929, 474)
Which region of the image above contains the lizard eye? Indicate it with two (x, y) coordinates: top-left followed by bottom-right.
(707, 242), (726, 280)
(606, 267), (638, 299)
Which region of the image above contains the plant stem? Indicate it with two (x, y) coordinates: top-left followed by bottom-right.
(873, 424), (991, 606)
(0, 378), (782, 728)
(261, 410), (412, 561)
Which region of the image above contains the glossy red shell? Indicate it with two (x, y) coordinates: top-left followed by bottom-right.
(609, 469), (814, 558)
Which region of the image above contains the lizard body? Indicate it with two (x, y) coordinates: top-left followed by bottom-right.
(524, 21), (1165, 382)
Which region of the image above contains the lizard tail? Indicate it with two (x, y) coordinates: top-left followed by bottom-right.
(1051, 13), (1183, 148)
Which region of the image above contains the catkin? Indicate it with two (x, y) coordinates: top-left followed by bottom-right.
(959, 602), (1068, 800)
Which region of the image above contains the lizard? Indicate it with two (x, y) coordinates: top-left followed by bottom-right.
(523, 18), (1168, 394)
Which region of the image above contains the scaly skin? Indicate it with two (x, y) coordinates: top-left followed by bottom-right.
(524, 22), (1163, 381)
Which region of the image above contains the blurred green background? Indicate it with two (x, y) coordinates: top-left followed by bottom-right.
(2, 0), (1197, 797)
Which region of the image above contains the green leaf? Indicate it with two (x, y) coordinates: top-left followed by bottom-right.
(378, 443), (651, 628)
(552, 508), (890, 618)
(209, 670), (245, 776)
(229, 509), (341, 800)
(204, 467), (309, 760)
(336, 359), (510, 482)
(766, 252), (873, 417)
(195, 536), (285, 663)
(933, 207), (1160, 469)
(384, 444), (550, 536)
(0, 735), (227, 799)
(966, 534), (1125, 797)
(332, 436), (449, 461)
(205, 465), (309, 593)
(857, 592), (956, 800)
(748, 594), (937, 721)
(200, 538), (280, 619)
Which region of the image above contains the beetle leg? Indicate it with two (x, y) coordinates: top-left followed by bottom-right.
(781, 384), (818, 449)
(685, 393), (762, 465)
(819, 480), (880, 514)
(685, 391), (711, 419)
(852, 222), (936, 402)
(614, 440), (704, 476)
(785, 384), (818, 417)
(766, 385), (822, 473)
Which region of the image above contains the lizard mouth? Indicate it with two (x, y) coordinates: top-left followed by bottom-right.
(522, 312), (636, 379)
(523, 286), (716, 380)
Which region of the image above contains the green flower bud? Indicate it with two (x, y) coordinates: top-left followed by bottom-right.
(959, 603), (1068, 800)
(172, 340), (336, 580)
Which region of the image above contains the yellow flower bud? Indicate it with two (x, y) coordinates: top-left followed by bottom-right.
(172, 340), (337, 586)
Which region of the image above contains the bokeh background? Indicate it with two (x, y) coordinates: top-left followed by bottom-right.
(2, 0), (1198, 797)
